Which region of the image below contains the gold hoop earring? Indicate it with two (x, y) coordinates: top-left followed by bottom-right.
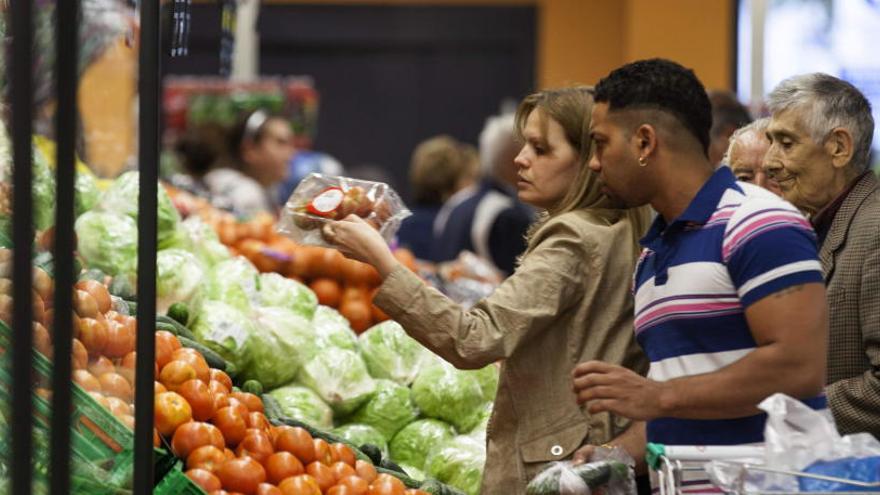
(638, 156), (648, 167)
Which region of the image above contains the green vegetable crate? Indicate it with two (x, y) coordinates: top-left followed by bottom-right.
(154, 464), (206, 495)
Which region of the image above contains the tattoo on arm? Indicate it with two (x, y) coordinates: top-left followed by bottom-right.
(771, 284), (806, 299)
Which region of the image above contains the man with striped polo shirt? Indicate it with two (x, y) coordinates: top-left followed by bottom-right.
(571, 59), (829, 488)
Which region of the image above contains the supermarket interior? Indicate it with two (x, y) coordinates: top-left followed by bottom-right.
(2, 0), (880, 494)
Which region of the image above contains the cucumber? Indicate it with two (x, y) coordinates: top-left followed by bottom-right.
(166, 302), (189, 326)
(241, 380), (264, 396)
(109, 276), (135, 300)
(262, 394), (284, 421)
(420, 478), (466, 495)
(359, 443), (383, 465)
(155, 315), (196, 340)
(177, 335), (230, 372)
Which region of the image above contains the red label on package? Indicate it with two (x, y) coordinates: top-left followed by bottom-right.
(307, 187), (344, 216)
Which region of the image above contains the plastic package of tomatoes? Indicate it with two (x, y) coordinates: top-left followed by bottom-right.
(277, 173), (411, 248)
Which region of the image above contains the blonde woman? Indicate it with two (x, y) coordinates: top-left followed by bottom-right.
(324, 87), (651, 493)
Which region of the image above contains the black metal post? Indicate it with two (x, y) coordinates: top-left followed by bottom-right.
(134, 0), (161, 491)
(50, 0), (79, 493)
(10, 0), (34, 493)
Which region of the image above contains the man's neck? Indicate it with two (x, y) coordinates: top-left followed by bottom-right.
(652, 157), (715, 223)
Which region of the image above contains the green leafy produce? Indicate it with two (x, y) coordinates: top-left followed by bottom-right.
(241, 307), (318, 389)
(526, 460), (632, 495)
(425, 436), (486, 495)
(467, 403), (493, 437)
(156, 248), (205, 314)
(359, 321), (429, 385)
(98, 171), (181, 248)
(333, 423), (388, 455)
(169, 217), (231, 268)
(313, 306), (358, 352)
(258, 273), (318, 319)
(74, 211), (138, 278)
(74, 170), (99, 217)
(389, 419), (456, 470)
(199, 257), (261, 312)
(30, 145), (56, 231)
(349, 379), (419, 441)
(470, 364), (500, 402)
(190, 300), (257, 374)
(399, 464), (426, 482)
(411, 360), (488, 432)
(297, 348), (376, 416)
(269, 385), (334, 430)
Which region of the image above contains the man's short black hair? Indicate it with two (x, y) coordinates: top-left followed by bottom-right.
(594, 58), (713, 155)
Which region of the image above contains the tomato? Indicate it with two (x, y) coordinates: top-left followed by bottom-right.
(98, 372), (133, 402)
(224, 448), (236, 460)
(273, 426), (315, 464)
(172, 421), (225, 458)
(338, 476), (369, 495)
(120, 414), (135, 430)
(117, 351), (137, 384)
(339, 299), (371, 334)
(73, 369), (101, 393)
(187, 445), (228, 473)
(72, 338), (88, 370)
(305, 461), (336, 492)
(75, 280), (111, 314)
(265, 452), (305, 485)
(172, 347), (211, 383)
(103, 318), (136, 358)
(216, 457), (266, 495)
(155, 381), (167, 395)
(154, 428), (161, 447)
(331, 443), (356, 467)
(309, 278), (342, 307)
(155, 330), (179, 369)
(368, 474), (406, 495)
(226, 397), (250, 419)
(88, 391), (110, 408)
(105, 396), (132, 417)
(231, 392), (263, 413)
(213, 392), (231, 411)
(313, 438), (333, 465)
(209, 380), (231, 396)
(178, 379), (216, 421)
(235, 430), (274, 465)
(354, 460), (378, 484)
(88, 356), (115, 378)
(154, 391), (193, 436)
(278, 474), (322, 495)
(404, 490), (430, 495)
(255, 483), (282, 495)
(74, 289), (99, 319)
(77, 318), (108, 357)
(212, 406), (247, 447)
(246, 411), (271, 432)
(33, 322), (52, 358)
(327, 486), (354, 495)
(159, 360), (197, 392)
(207, 369), (233, 389)
(330, 462), (356, 483)
(186, 468), (223, 492)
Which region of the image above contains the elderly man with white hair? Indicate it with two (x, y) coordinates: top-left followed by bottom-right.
(723, 118), (781, 195)
(765, 72), (880, 438)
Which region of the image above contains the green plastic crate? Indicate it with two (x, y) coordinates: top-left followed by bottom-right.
(154, 465), (207, 495)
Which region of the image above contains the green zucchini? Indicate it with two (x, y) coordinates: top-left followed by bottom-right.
(241, 380), (264, 396)
(166, 302), (189, 326)
(155, 315), (196, 340)
(261, 394), (284, 421)
(177, 335), (230, 372)
(359, 443), (383, 465)
(419, 478), (467, 495)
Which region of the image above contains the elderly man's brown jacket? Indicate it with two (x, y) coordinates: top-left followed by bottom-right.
(822, 172), (880, 438)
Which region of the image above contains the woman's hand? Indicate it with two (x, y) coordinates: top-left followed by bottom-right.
(322, 215), (401, 279)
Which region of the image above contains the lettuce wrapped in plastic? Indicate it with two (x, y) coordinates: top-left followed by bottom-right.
(241, 307), (319, 389)
(389, 419), (456, 470)
(333, 423), (388, 455)
(156, 248), (205, 314)
(425, 436), (486, 495)
(313, 306), (358, 352)
(199, 257), (261, 312)
(411, 360), (488, 432)
(31, 145), (56, 230)
(171, 217), (231, 267)
(258, 273), (318, 320)
(75, 211), (138, 278)
(349, 379), (419, 441)
(471, 364), (500, 402)
(269, 385), (334, 430)
(399, 465), (426, 482)
(297, 348), (376, 416)
(359, 321), (429, 385)
(75, 170), (100, 217)
(98, 171), (181, 248)
(191, 300), (257, 374)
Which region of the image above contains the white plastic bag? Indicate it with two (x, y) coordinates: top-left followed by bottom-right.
(526, 446), (636, 495)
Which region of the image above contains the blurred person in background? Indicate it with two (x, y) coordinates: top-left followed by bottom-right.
(170, 122), (228, 198)
(433, 112), (535, 275)
(397, 135), (479, 261)
(707, 90), (753, 167)
(765, 73), (880, 438)
(724, 117), (781, 194)
(204, 109), (294, 218)
(323, 86), (651, 493)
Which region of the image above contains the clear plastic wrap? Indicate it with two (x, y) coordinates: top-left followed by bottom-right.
(358, 320), (430, 386)
(277, 173), (411, 248)
(410, 359), (488, 433)
(526, 446), (635, 495)
(296, 347), (377, 416)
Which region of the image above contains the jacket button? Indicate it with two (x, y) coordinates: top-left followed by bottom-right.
(550, 445), (563, 456)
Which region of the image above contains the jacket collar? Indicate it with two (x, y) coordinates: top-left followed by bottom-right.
(819, 172), (879, 278)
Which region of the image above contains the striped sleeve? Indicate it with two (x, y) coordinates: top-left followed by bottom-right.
(722, 199), (823, 307)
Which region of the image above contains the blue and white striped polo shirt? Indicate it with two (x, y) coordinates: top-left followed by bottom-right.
(634, 166), (825, 446)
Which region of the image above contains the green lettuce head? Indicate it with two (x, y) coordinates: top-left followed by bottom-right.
(269, 385), (334, 430)
(389, 419), (456, 470)
(470, 364), (499, 402)
(156, 248), (205, 314)
(74, 211), (138, 278)
(411, 360), (488, 432)
(425, 436), (486, 495)
(398, 465), (426, 482)
(241, 307), (319, 389)
(297, 348), (376, 416)
(190, 300), (257, 374)
(74, 170), (100, 218)
(31, 144), (56, 230)
(333, 423), (388, 455)
(349, 379), (418, 441)
(358, 321), (429, 386)
(313, 306), (358, 352)
(199, 257), (261, 312)
(258, 273), (318, 320)
(99, 171), (181, 248)
(170, 217), (231, 267)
